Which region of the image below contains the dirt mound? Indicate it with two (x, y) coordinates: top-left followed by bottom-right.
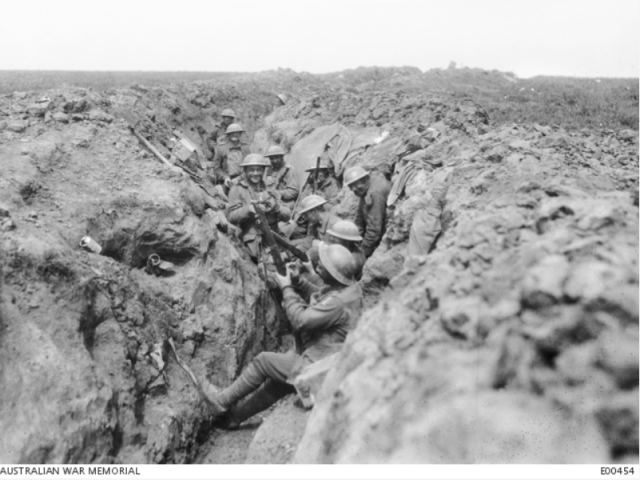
(0, 84), (290, 463)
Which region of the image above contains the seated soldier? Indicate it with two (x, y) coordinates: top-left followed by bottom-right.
(226, 154), (291, 261)
(264, 145), (299, 210)
(301, 158), (341, 209)
(308, 220), (366, 280)
(212, 123), (251, 190)
(285, 195), (336, 252)
(343, 166), (392, 258)
(199, 243), (362, 429)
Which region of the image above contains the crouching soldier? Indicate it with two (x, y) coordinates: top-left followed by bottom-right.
(264, 145), (299, 210)
(344, 166), (391, 258)
(227, 154), (291, 261)
(308, 220), (366, 280)
(200, 243), (362, 428)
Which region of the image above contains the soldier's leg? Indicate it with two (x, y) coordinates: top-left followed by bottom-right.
(202, 351), (297, 413)
(218, 379), (295, 429)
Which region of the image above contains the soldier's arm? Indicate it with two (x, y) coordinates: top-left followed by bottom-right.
(226, 187), (253, 225)
(282, 288), (345, 332)
(354, 199), (365, 236)
(361, 193), (387, 257)
(213, 148), (228, 183)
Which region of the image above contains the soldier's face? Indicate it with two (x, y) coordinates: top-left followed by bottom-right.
(246, 166), (264, 185)
(229, 133), (240, 143)
(271, 155), (284, 169)
(349, 176), (370, 198)
(327, 234), (350, 249)
(222, 116), (234, 126)
(317, 169), (330, 182)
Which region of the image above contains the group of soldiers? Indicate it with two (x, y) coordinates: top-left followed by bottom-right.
(189, 108), (392, 428)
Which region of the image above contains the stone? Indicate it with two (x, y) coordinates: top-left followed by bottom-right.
(293, 353), (339, 408)
(594, 389), (639, 456)
(596, 332), (639, 389)
(87, 110), (114, 123)
(520, 254), (570, 308)
(52, 112), (70, 123)
(375, 391), (608, 463)
(7, 120), (28, 133)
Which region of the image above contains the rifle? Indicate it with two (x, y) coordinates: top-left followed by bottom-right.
(251, 196), (287, 276)
(250, 193), (304, 355)
(272, 231), (309, 263)
(312, 156), (321, 194)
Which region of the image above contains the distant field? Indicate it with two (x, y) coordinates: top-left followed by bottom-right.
(0, 70), (235, 94)
(0, 69), (637, 131)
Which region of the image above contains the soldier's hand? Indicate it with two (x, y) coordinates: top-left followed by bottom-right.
(275, 268), (292, 289)
(301, 259), (315, 275)
(247, 204), (257, 215)
(287, 262), (301, 283)
(224, 177), (232, 188)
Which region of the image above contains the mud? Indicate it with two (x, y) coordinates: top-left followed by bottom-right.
(0, 68), (637, 464)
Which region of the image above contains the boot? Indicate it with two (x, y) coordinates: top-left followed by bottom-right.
(199, 363), (265, 415)
(216, 379), (294, 430)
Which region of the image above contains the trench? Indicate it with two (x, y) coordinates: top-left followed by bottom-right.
(2, 71), (637, 464)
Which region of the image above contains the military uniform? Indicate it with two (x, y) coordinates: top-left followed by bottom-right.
(203, 277), (363, 426)
(212, 142), (251, 184)
(226, 178), (291, 259)
(355, 173), (392, 257)
(301, 176), (341, 209)
(288, 212), (336, 252)
(266, 164), (300, 210)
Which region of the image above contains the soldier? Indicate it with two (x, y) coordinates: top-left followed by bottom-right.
(206, 108), (236, 156)
(264, 145), (299, 210)
(285, 195), (336, 252)
(308, 220), (366, 280)
(300, 158), (341, 209)
(212, 123), (251, 189)
(344, 166), (392, 258)
(227, 154), (291, 260)
(200, 243), (362, 429)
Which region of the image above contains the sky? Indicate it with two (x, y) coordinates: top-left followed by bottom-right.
(0, 0), (638, 78)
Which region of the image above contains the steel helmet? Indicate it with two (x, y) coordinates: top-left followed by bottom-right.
(305, 158), (333, 172)
(327, 220), (362, 242)
(297, 195), (327, 216)
(318, 242), (356, 286)
(264, 145), (286, 157)
(343, 166), (370, 186)
(221, 108), (236, 118)
(240, 153), (270, 168)
(225, 123), (244, 134)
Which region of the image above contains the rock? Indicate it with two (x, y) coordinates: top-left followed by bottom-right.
(52, 112), (70, 123)
(7, 120), (28, 133)
(596, 332), (639, 389)
(87, 110), (114, 123)
(0, 120), (7, 131)
(439, 296), (483, 340)
(293, 353), (338, 408)
(520, 254), (570, 308)
(594, 389), (639, 456)
(336, 391), (608, 463)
